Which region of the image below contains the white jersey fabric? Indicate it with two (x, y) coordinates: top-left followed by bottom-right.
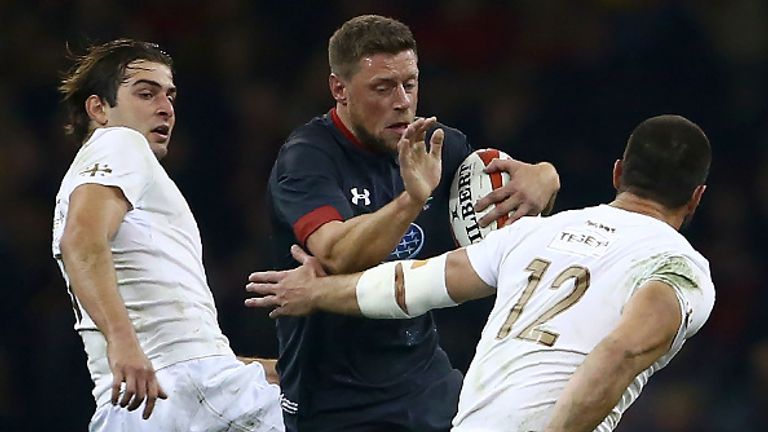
(52, 127), (234, 407)
(453, 204), (715, 432)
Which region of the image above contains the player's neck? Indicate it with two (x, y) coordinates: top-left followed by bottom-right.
(609, 192), (684, 230)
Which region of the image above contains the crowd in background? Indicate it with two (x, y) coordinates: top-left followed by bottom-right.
(1, 1), (766, 430)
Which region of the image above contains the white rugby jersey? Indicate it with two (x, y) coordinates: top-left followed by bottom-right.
(453, 204), (715, 432)
(52, 127), (233, 406)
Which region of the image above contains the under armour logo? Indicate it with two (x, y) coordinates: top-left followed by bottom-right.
(79, 163), (113, 177)
(350, 187), (371, 206)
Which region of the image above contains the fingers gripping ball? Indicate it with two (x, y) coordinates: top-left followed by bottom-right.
(448, 149), (511, 246)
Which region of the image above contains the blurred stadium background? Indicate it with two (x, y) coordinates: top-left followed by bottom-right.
(1, 0), (766, 430)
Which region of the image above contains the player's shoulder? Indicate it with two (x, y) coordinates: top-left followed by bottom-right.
(495, 214), (548, 241)
(280, 115), (340, 158)
(429, 121), (468, 147)
(78, 126), (154, 161)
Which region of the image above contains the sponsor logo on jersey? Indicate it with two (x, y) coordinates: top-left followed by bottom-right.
(350, 187), (371, 206)
(548, 227), (612, 257)
(389, 223), (425, 260)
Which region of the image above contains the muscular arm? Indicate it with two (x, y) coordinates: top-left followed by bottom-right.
(544, 280), (683, 432)
(246, 247), (494, 318)
(306, 192), (424, 274)
(60, 184), (165, 419)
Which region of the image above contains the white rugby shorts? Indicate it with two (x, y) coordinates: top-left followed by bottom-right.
(89, 355), (284, 432)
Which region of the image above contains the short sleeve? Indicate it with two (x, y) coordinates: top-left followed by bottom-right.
(270, 141), (353, 244)
(70, 128), (155, 207)
(465, 217), (538, 289)
(642, 254), (715, 340)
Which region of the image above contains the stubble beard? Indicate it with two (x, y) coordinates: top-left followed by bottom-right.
(348, 112), (397, 154)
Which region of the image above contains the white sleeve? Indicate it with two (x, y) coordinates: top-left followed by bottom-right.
(70, 128), (155, 207)
(465, 217), (537, 289)
(636, 253), (715, 362)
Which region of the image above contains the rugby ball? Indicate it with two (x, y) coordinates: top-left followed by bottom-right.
(449, 149), (511, 247)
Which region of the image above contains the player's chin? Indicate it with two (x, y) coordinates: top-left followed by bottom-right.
(149, 141), (170, 159)
(379, 135), (400, 153)
(381, 129), (404, 146)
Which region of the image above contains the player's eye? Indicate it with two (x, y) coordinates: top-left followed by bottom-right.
(138, 91), (153, 99)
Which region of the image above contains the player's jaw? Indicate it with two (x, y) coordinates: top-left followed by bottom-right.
(355, 119), (415, 154)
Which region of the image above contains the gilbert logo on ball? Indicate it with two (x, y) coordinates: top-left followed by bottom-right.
(449, 149), (511, 247)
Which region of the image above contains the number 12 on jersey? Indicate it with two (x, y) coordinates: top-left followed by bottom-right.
(496, 258), (591, 346)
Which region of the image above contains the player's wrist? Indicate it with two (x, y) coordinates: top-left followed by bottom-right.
(104, 323), (140, 346)
(399, 190), (428, 211)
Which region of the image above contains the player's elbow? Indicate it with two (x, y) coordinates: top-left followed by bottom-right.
(307, 240), (366, 274)
(314, 253), (357, 275)
(59, 226), (82, 258)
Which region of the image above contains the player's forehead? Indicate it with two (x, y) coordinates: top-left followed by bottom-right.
(121, 60), (175, 89)
(355, 49), (418, 82)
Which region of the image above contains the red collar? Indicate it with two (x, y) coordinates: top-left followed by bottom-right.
(330, 108), (373, 153)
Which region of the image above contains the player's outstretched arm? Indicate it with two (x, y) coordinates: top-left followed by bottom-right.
(245, 245), (493, 319)
(60, 184), (167, 420)
(544, 280), (682, 432)
(475, 159), (560, 228)
(305, 117), (443, 275)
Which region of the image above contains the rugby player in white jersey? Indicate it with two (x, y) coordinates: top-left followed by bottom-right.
(53, 39), (283, 431)
(245, 114), (714, 432)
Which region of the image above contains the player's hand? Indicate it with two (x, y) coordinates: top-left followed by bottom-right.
(245, 245), (324, 318)
(398, 117), (444, 205)
(107, 337), (167, 420)
(475, 160), (559, 227)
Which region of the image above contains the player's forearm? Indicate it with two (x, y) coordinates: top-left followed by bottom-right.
(321, 192), (424, 274)
(60, 231), (137, 343)
(544, 336), (639, 432)
(312, 273), (364, 315)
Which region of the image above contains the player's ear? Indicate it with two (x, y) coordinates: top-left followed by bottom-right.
(687, 184), (706, 213)
(85, 95), (109, 126)
(612, 159), (623, 190)
(329, 74), (347, 105)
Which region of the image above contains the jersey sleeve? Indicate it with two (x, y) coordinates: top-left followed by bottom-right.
(634, 253), (715, 362)
(465, 217), (538, 288)
(69, 128), (155, 207)
(270, 140), (353, 245)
